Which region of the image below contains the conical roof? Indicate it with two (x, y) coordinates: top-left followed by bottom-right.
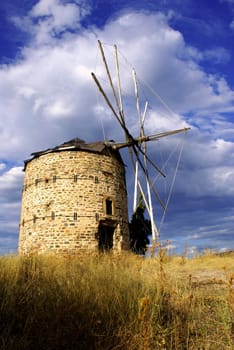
(23, 138), (124, 170)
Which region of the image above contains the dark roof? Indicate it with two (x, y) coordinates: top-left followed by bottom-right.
(23, 138), (123, 170)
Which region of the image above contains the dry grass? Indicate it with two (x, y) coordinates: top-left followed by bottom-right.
(0, 251), (233, 349)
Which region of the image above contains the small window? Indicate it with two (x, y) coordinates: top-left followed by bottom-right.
(74, 212), (77, 220)
(45, 178), (49, 184)
(95, 176), (98, 184)
(95, 213), (99, 221)
(35, 179), (39, 186)
(106, 199), (113, 216)
(74, 175), (78, 182)
(53, 176), (56, 183)
(33, 215), (36, 224)
(51, 212), (55, 220)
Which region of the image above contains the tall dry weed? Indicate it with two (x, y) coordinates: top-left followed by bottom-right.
(0, 251), (233, 349)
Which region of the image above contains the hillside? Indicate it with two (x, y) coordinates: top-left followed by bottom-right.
(0, 252), (233, 349)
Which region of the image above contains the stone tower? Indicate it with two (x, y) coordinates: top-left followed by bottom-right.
(18, 138), (130, 255)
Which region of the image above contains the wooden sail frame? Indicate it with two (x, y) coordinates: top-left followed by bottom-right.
(91, 40), (190, 244)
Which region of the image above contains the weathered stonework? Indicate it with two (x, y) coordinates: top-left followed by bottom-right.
(18, 139), (130, 255)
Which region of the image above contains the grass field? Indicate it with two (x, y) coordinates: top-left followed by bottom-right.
(0, 251), (234, 349)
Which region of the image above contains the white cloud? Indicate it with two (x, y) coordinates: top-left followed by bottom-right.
(30, 0), (83, 42)
(202, 48), (231, 64)
(0, 5), (233, 255)
(12, 0), (91, 45)
(173, 134), (234, 197)
(185, 46), (231, 64)
(0, 167), (23, 192)
(31, 0), (81, 22)
(96, 13), (234, 115)
(0, 167), (23, 253)
(0, 9), (233, 184)
(0, 163), (6, 172)
(176, 165), (234, 197)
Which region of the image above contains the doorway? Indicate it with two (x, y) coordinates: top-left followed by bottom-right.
(98, 224), (114, 252)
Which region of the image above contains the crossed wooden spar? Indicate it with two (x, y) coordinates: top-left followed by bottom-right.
(91, 40), (190, 242)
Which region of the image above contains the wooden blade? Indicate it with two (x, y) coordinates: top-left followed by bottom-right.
(98, 40), (122, 120)
(131, 143), (166, 211)
(92, 70), (138, 185)
(133, 160), (138, 213)
(151, 183), (166, 212)
(92, 73), (127, 131)
(114, 44), (126, 127)
(137, 179), (159, 236)
(114, 44), (135, 168)
(137, 146), (166, 177)
(112, 127), (191, 150)
(132, 69), (142, 132)
(91, 72), (139, 147)
(138, 128), (191, 142)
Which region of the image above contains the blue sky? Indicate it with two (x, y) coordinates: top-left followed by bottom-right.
(0, 0), (233, 255)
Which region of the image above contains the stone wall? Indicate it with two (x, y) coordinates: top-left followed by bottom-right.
(18, 149), (130, 254)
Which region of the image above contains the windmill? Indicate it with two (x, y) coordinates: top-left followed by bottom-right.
(91, 40), (190, 246)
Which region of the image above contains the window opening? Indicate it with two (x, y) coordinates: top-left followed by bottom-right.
(95, 176), (98, 184)
(53, 176), (56, 183)
(74, 212), (77, 220)
(106, 199), (113, 215)
(74, 175), (78, 182)
(51, 212), (55, 220)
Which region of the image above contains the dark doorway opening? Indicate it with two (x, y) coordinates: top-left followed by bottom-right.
(98, 224), (114, 252)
